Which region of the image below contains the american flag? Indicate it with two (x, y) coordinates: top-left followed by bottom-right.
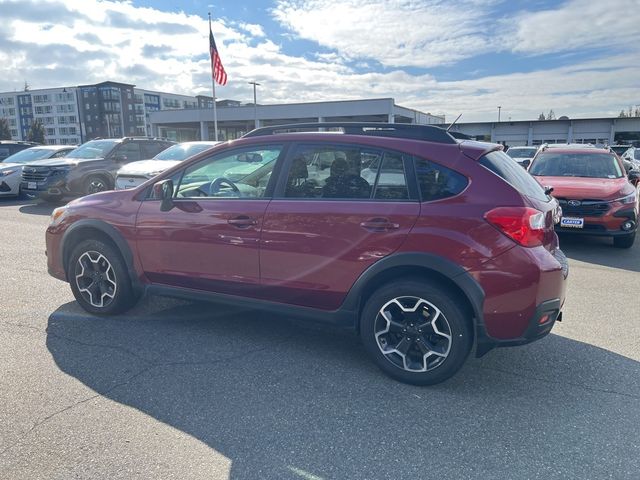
(209, 26), (227, 86)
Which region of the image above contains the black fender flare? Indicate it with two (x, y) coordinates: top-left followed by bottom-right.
(341, 252), (485, 331)
(60, 219), (142, 294)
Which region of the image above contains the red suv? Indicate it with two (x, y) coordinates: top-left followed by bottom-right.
(528, 146), (639, 248)
(45, 123), (568, 385)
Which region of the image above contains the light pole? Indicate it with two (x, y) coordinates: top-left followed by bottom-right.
(248, 81), (260, 129)
(497, 106), (502, 123)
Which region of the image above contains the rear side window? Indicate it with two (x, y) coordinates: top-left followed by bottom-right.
(480, 151), (548, 202)
(414, 157), (468, 202)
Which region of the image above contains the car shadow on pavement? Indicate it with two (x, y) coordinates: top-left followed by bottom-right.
(18, 202), (58, 216)
(46, 298), (640, 479)
(559, 234), (640, 273)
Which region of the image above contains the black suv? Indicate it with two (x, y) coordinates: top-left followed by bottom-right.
(0, 140), (40, 161)
(21, 137), (174, 202)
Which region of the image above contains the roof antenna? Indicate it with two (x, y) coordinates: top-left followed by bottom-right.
(446, 113), (463, 132)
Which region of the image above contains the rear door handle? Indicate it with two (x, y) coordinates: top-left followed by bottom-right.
(360, 217), (400, 232)
(228, 215), (257, 228)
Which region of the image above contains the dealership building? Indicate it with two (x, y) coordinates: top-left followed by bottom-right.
(148, 98), (445, 142)
(447, 116), (640, 146)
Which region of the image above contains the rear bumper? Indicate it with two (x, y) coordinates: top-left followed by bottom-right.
(475, 299), (563, 356)
(469, 247), (569, 357)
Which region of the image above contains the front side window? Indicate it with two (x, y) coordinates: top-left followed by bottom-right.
(529, 152), (623, 179)
(282, 145), (381, 200)
(115, 142), (141, 162)
(175, 145), (282, 199)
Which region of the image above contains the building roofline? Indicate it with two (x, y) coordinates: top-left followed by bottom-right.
(448, 116), (640, 126)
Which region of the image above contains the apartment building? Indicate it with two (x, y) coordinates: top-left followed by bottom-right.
(0, 81), (207, 144)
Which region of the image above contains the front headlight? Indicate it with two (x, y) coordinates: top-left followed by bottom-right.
(49, 206), (69, 227)
(0, 169), (16, 177)
(611, 192), (637, 205)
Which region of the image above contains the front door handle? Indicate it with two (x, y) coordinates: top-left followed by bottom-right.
(228, 215), (257, 228)
(360, 217), (400, 232)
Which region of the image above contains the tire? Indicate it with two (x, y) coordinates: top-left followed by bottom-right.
(68, 239), (139, 315)
(360, 279), (473, 385)
(613, 233), (635, 249)
(84, 175), (110, 195)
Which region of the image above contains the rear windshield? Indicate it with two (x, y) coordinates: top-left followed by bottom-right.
(480, 150), (549, 202)
(529, 152), (623, 179)
(506, 147), (537, 159)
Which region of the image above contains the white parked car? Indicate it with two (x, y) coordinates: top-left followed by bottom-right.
(115, 141), (220, 190)
(0, 145), (75, 197)
(505, 146), (538, 168)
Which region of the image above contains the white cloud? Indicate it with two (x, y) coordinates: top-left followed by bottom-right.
(272, 0), (498, 68)
(506, 0), (640, 55)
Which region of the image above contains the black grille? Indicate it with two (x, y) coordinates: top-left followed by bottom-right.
(22, 167), (51, 182)
(558, 198), (609, 217)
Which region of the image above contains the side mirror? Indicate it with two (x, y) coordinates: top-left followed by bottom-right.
(153, 179), (174, 211)
(544, 185), (554, 195)
(629, 170), (640, 183)
(521, 159), (531, 168)
(113, 154), (128, 163)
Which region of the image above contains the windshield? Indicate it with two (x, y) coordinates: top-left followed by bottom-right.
(529, 153), (624, 179)
(611, 146), (630, 155)
(66, 140), (119, 159)
(154, 143), (214, 161)
(506, 147), (537, 159)
(2, 148), (64, 164)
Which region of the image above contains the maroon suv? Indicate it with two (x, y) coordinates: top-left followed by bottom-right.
(45, 123), (568, 385)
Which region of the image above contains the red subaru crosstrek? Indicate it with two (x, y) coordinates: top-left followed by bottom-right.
(46, 123), (568, 385)
(528, 146), (640, 248)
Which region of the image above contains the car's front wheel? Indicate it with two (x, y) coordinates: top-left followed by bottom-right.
(360, 279), (473, 385)
(84, 175), (110, 195)
(68, 239), (139, 315)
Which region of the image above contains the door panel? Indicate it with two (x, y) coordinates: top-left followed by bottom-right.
(136, 199), (269, 295)
(135, 143), (284, 296)
(260, 200), (419, 310)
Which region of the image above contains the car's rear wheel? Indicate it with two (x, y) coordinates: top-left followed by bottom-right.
(68, 239), (139, 315)
(613, 232), (635, 249)
(360, 279), (472, 385)
(84, 175), (110, 195)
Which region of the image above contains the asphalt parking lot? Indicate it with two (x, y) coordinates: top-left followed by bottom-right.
(1, 198), (639, 480)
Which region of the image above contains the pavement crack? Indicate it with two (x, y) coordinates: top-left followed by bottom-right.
(0, 365), (154, 458)
(0, 321), (44, 333)
(478, 365), (640, 400)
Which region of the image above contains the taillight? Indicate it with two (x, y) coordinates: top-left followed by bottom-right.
(484, 207), (546, 247)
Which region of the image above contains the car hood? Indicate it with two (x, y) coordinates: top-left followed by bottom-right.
(0, 162), (23, 171)
(533, 175), (632, 200)
(117, 159), (180, 176)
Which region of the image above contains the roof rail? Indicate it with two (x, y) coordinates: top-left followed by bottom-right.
(242, 122), (457, 144)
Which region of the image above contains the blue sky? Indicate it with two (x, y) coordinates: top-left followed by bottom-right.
(0, 0), (638, 121)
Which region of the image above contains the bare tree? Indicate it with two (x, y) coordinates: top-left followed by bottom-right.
(0, 117), (11, 140)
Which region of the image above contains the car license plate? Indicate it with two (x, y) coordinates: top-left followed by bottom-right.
(560, 217), (584, 228)
(27, 182), (37, 190)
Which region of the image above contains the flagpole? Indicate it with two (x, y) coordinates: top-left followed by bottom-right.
(208, 12), (219, 141)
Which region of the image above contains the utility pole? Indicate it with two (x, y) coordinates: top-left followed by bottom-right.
(248, 81), (260, 129)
